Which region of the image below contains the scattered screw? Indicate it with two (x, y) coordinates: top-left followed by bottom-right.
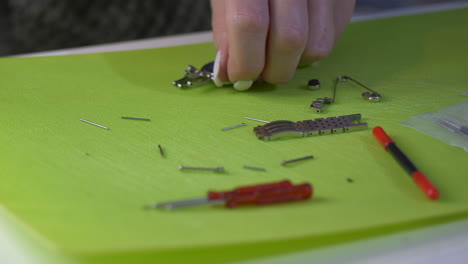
(179, 165), (225, 172)
(158, 144), (164, 157)
(80, 119), (109, 130)
(281, 155), (314, 166)
(121, 116), (151, 121)
(221, 123), (247, 131)
(244, 117), (270, 123)
(243, 165), (266, 172)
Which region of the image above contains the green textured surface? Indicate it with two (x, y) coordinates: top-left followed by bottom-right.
(1, 8), (468, 264)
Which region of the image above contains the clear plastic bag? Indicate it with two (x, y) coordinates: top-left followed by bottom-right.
(400, 101), (468, 152)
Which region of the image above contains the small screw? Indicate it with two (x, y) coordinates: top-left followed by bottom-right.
(244, 117), (270, 123)
(243, 165), (266, 172)
(281, 155), (314, 166)
(179, 165), (224, 172)
(158, 144), (164, 157)
(221, 123), (247, 131)
(80, 119), (109, 130)
(121, 116), (151, 121)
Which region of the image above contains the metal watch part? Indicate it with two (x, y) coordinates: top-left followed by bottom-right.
(336, 75), (382, 102)
(173, 61), (214, 88)
(254, 114), (368, 140)
(310, 75), (382, 113)
(310, 97), (334, 113)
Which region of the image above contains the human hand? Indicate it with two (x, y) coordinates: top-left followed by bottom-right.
(211, 0), (355, 90)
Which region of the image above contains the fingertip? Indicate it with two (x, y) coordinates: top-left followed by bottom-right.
(225, 0), (268, 88)
(302, 0), (336, 65)
(233, 80), (253, 91)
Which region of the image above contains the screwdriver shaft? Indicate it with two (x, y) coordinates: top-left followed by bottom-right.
(148, 197), (224, 210)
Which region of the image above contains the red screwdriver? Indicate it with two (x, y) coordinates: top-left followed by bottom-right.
(146, 180), (313, 210)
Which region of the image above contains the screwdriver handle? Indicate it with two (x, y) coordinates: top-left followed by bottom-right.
(208, 180), (293, 200)
(210, 182), (313, 208)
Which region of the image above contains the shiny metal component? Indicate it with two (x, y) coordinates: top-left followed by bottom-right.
(311, 97), (333, 113)
(243, 165), (266, 172)
(158, 144), (164, 157)
(336, 75), (382, 102)
(178, 165), (225, 172)
(308, 79), (320, 90)
(436, 119), (468, 136)
(281, 155), (314, 166)
(80, 119), (109, 130)
(254, 114), (368, 140)
(311, 75), (381, 113)
(145, 197), (224, 210)
(244, 117), (270, 123)
(121, 116), (151, 121)
(173, 62), (214, 88)
(221, 123), (247, 131)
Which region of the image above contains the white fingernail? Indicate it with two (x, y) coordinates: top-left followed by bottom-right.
(213, 51), (224, 87)
(233, 80), (253, 91)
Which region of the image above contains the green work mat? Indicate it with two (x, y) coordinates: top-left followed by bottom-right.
(1, 8), (468, 264)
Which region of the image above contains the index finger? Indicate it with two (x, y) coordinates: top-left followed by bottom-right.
(226, 0), (269, 90)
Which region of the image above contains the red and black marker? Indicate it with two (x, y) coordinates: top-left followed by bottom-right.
(372, 126), (439, 200)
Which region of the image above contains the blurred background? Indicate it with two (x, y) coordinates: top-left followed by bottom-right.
(0, 0), (467, 56)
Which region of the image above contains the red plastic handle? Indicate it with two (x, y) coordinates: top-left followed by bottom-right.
(412, 171), (440, 200)
(208, 180), (293, 200)
(209, 182), (313, 208)
(372, 126), (394, 149)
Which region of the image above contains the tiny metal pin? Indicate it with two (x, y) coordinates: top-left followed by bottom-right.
(80, 119), (109, 130)
(281, 155), (314, 166)
(221, 123), (247, 131)
(243, 165), (266, 172)
(158, 144), (164, 157)
(436, 119), (468, 137)
(179, 165), (225, 172)
(121, 116), (151, 121)
(244, 117), (270, 123)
